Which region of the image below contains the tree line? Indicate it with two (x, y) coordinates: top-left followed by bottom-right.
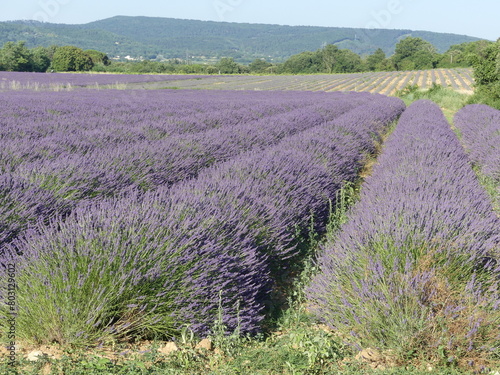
(0, 42), (109, 73)
(0, 37), (495, 75)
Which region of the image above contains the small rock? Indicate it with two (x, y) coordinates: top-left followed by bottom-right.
(158, 342), (179, 356)
(26, 350), (45, 362)
(195, 338), (213, 351)
(39, 345), (62, 360)
(355, 348), (382, 363)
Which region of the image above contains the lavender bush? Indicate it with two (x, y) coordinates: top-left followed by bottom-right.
(1, 91), (405, 345)
(454, 104), (500, 204)
(307, 100), (500, 369)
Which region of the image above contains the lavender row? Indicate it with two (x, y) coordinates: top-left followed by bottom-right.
(0, 89), (314, 149)
(0, 71), (206, 88)
(2, 95), (406, 343)
(307, 100), (500, 350)
(454, 104), (500, 183)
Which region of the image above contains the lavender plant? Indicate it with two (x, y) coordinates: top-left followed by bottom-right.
(454, 104), (500, 188)
(307, 100), (500, 370)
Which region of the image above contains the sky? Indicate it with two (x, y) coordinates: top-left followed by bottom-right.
(1, 0), (498, 41)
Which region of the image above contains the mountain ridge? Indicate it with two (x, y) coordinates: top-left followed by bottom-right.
(1, 15), (485, 63)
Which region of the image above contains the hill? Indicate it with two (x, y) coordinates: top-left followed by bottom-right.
(0, 16), (485, 63)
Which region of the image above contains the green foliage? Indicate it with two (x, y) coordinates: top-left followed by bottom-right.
(467, 38), (500, 109)
(365, 48), (388, 71)
(278, 51), (322, 74)
(467, 82), (500, 110)
(30, 46), (51, 72)
(392, 37), (440, 70)
(84, 49), (110, 66)
(278, 44), (364, 74)
(396, 83), (470, 121)
(215, 57), (248, 74)
(248, 58), (273, 73)
(51, 46), (94, 72)
(468, 42), (499, 85)
(0, 41), (33, 71)
(438, 40), (494, 68)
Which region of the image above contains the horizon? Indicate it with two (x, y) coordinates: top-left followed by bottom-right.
(0, 0), (498, 41)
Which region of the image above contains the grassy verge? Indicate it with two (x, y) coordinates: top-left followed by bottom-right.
(395, 83), (470, 122)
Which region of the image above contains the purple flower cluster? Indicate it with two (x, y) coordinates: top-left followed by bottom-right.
(1, 89), (405, 341)
(307, 100), (500, 349)
(454, 104), (500, 182)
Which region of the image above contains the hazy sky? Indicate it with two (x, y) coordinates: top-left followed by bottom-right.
(1, 0), (498, 40)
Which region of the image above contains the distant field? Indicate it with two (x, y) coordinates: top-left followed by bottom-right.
(0, 68), (474, 95)
(123, 68), (475, 95)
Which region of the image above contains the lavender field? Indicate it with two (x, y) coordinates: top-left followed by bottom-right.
(0, 68), (474, 95)
(0, 87), (405, 344)
(0, 73), (499, 372)
(0, 71), (206, 90)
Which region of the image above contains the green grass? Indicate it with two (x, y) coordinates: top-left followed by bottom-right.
(395, 83), (470, 122)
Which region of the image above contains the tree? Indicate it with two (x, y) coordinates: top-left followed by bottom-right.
(31, 47), (51, 72)
(0, 41), (33, 72)
(332, 49), (364, 73)
(366, 48), (387, 71)
(51, 46), (93, 72)
(85, 49), (110, 66)
(392, 37), (440, 70)
(439, 40), (493, 68)
(467, 38), (500, 109)
(279, 51), (322, 74)
(216, 57), (247, 74)
(468, 41), (499, 85)
(321, 44), (340, 74)
(249, 59), (273, 74)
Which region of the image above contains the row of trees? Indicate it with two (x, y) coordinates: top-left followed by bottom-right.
(0, 42), (110, 72)
(0, 37), (496, 77)
(101, 38), (493, 75)
(103, 37), (492, 75)
(276, 37), (494, 74)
